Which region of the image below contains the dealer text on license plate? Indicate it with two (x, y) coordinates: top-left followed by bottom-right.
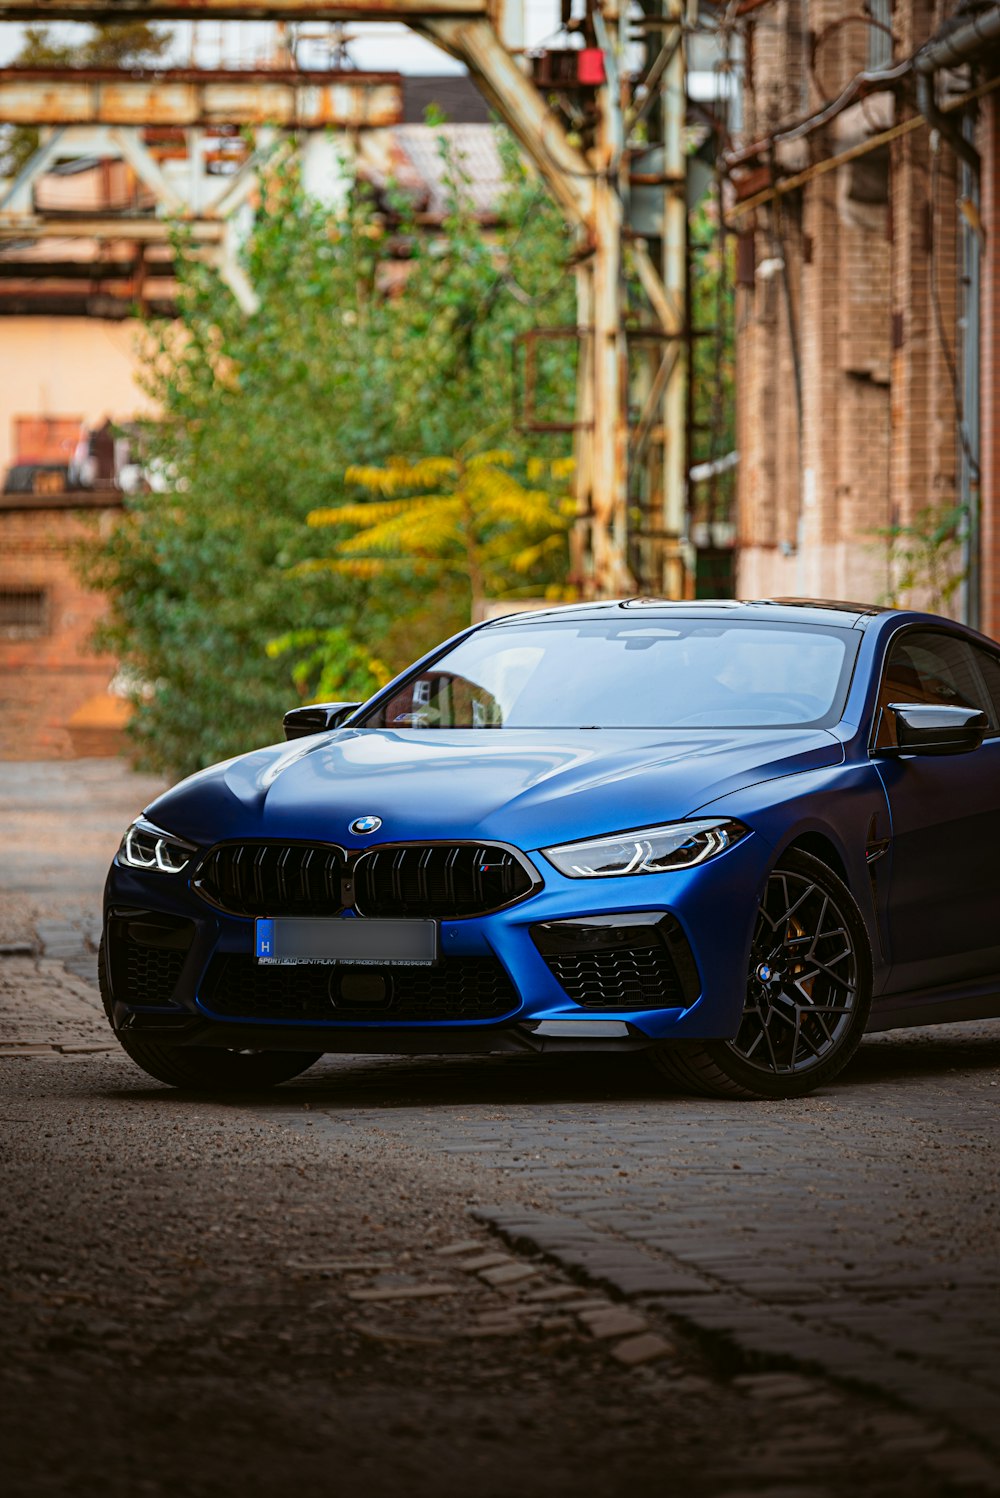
(254, 917), (438, 967)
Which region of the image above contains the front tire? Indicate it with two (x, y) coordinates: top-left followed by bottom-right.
(113, 1033), (323, 1092)
(99, 938), (322, 1092)
(650, 849), (873, 1100)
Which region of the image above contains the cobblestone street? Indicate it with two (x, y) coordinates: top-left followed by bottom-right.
(1, 761), (999, 1496)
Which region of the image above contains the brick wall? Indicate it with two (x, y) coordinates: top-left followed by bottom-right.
(0, 503), (121, 759)
(982, 93), (1000, 639)
(734, 0), (988, 621)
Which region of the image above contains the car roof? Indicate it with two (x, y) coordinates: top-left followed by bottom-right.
(482, 597), (893, 631)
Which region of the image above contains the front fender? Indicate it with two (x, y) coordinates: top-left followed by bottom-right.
(693, 761), (893, 992)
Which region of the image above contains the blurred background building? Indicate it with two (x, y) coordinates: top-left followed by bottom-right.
(728, 0), (999, 636)
(0, 2), (997, 758)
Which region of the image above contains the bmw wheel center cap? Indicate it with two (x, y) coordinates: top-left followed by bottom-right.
(350, 815), (382, 835)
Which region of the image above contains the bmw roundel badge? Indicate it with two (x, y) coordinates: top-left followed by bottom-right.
(350, 815), (382, 835)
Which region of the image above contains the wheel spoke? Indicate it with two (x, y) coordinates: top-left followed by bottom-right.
(741, 1027), (767, 1059)
(813, 944), (852, 968)
(797, 962), (854, 991)
(761, 1019), (782, 1073)
(794, 1018), (827, 1059)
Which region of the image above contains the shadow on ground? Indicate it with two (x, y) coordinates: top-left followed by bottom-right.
(98, 1024), (1000, 1112)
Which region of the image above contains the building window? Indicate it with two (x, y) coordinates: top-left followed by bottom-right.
(0, 587), (49, 639)
(867, 0), (893, 70)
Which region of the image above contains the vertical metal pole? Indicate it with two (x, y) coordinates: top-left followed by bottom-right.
(660, 0), (690, 597)
(588, 1), (631, 596)
(591, 172), (628, 593)
(571, 259), (595, 589)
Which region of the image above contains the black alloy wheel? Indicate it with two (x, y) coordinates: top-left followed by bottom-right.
(98, 939), (322, 1092)
(650, 849), (873, 1099)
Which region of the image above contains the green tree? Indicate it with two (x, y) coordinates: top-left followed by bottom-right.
(87, 137), (576, 776)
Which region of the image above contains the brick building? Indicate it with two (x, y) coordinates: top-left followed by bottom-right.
(728, 0), (1000, 635)
(0, 492), (126, 758)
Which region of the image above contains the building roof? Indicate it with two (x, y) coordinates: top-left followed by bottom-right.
(393, 123), (505, 217)
(402, 74), (493, 125)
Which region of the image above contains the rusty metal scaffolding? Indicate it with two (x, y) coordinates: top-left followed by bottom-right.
(0, 0), (693, 599)
(0, 66), (403, 127)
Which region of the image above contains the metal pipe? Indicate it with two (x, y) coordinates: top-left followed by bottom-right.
(726, 2), (1000, 173)
(915, 72), (980, 175)
(914, 6), (1000, 75)
(729, 73), (1000, 219)
(960, 122), (982, 631)
(912, 10), (996, 630)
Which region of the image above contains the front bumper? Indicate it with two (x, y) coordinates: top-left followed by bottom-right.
(103, 830), (770, 1050)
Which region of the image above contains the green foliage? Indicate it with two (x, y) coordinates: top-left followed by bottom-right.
(266, 627), (392, 705)
(306, 445), (574, 616)
(75, 22), (171, 68)
(0, 23), (170, 177)
(877, 504), (968, 613)
(688, 194), (736, 529)
(86, 132), (576, 776)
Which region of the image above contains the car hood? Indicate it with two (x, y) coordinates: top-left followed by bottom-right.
(145, 727), (843, 852)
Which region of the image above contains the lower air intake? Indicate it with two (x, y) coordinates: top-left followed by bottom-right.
(531, 912), (700, 1011)
(199, 954), (520, 1023)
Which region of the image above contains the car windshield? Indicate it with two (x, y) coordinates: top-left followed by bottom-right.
(361, 617), (859, 730)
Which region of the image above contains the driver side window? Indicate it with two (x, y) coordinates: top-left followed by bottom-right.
(372, 671), (504, 729)
(873, 631), (997, 749)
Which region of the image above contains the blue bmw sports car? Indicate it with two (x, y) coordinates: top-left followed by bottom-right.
(101, 598), (1000, 1099)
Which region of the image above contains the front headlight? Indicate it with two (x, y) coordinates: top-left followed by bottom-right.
(542, 818), (748, 878)
(118, 818), (197, 875)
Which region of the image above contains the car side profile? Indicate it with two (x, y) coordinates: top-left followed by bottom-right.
(100, 598), (1000, 1099)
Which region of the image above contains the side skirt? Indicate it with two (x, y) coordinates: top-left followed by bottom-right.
(868, 982), (1000, 1033)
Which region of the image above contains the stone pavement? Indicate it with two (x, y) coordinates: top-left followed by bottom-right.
(0, 758), (164, 983)
(272, 1033), (1000, 1477)
(2, 757), (1000, 1491)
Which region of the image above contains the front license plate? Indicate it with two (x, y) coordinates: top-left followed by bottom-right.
(254, 917), (438, 967)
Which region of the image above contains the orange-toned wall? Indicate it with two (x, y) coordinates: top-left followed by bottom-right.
(0, 317), (156, 478)
(0, 503), (122, 759)
(0, 315), (156, 757)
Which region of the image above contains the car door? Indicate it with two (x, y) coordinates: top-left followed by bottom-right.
(873, 627), (1000, 995)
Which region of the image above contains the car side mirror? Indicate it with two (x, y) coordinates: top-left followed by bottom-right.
(282, 702), (362, 741)
(880, 703), (988, 757)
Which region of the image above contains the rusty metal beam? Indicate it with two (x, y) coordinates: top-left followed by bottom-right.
(0, 0), (484, 17)
(0, 257), (175, 277)
(0, 218), (225, 241)
(421, 17), (595, 229)
(0, 69), (403, 129)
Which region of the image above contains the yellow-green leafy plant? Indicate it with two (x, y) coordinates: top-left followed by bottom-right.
(305, 444), (575, 620)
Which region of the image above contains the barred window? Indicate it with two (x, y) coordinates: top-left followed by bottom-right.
(0, 587), (48, 639)
(867, 0), (894, 70)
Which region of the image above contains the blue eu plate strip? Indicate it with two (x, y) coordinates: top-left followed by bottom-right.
(255, 919), (275, 960)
